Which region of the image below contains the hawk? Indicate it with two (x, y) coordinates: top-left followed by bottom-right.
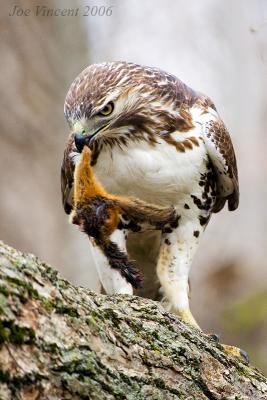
(61, 61), (239, 332)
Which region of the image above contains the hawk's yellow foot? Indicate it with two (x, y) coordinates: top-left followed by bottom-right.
(207, 334), (249, 362)
(173, 310), (249, 363)
(171, 307), (201, 330)
(206, 335), (249, 362)
(220, 344), (249, 363)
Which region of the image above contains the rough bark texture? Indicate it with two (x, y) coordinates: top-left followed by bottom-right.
(0, 241), (266, 400)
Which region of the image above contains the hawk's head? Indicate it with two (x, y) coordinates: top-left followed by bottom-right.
(64, 61), (196, 152)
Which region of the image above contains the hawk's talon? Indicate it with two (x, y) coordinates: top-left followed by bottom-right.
(240, 349), (250, 363)
(208, 333), (221, 343)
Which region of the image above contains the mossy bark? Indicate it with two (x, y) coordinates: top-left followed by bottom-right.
(0, 241), (266, 400)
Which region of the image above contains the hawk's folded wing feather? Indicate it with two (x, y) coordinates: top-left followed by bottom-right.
(202, 118), (239, 213)
(61, 134), (75, 214)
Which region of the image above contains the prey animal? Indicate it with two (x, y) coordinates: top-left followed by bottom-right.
(61, 61), (240, 355)
(71, 144), (179, 290)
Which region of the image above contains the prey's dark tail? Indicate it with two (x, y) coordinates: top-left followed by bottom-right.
(95, 238), (142, 289)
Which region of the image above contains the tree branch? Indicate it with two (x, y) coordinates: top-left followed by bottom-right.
(0, 241), (266, 399)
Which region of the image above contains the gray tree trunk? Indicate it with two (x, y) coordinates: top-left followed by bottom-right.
(0, 241), (266, 400)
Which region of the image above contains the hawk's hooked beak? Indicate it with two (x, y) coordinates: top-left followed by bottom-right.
(74, 133), (87, 153)
(74, 123), (110, 153)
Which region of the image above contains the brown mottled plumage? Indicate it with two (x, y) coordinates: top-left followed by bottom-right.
(205, 119), (239, 211)
(64, 62), (198, 122)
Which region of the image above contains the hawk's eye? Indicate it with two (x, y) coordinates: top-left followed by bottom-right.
(98, 102), (114, 116)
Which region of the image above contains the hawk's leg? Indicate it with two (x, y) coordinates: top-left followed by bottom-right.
(156, 217), (249, 362)
(90, 229), (133, 295)
(156, 217), (204, 329)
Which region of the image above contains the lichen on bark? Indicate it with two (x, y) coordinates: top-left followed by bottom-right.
(0, 240), (266, 400)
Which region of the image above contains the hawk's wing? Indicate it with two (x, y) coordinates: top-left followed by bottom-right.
(201, 117), (239, 213)
(61, 134), (76, 214)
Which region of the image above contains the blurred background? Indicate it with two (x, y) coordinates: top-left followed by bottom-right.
(0, 0), (267, 372)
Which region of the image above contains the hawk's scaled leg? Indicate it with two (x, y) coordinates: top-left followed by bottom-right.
(156, 217), (204, 329)
(156, 214), (249, 362)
